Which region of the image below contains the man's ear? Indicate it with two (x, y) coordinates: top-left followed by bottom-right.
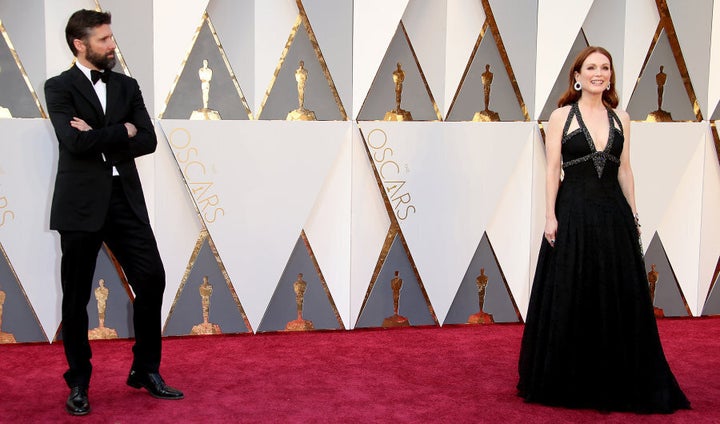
(73, 39), (86, 55)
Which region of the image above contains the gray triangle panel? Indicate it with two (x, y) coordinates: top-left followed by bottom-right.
(0, 30), (42, 118)
(86, 247), (134, 339)
(644, 232), (691, 317)
(259, 21), (344, 120)
(355, 233), (435, 328)
(0, 245), (46, 343)
(446, 28), (524, 121)
(701, 260), (720, 316)
(257, 235), (342, 332)
(626, 30), (696, 121)
(164, 237), (249, 336)
(162, 18), (250, 120)
(444, 232), (521, 324)
(357, 23), (438, 121)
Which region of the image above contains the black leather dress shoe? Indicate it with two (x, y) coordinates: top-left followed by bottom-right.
(66, 386), (90, 415)
(127, 370), (184, 400)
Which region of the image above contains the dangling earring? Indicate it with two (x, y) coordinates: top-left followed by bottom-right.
(574, 81), (582, 91)
(606, 82), (611, 91)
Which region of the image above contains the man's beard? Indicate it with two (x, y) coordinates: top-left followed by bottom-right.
(85, 43), (116, 71)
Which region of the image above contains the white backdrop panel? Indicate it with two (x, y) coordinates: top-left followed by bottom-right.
(44, 0), (95, 80)
(0, 119), (59, 339)
(303, 124), (353, 328)
(158, 120), (348, 329)
(152, 125), (205, 322)
(699, 129), (720, 311)
(486, 126), (536, 320)
(632, 122), (706, 315)
(357, 121), (535, 322)
(527, 125), (547, 319)
(349, 124), (391, 326)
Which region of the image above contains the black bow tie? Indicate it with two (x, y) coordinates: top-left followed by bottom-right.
(90, 70), (109, 84)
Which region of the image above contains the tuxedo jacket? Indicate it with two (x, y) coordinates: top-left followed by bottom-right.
(45, 65), (157, 232)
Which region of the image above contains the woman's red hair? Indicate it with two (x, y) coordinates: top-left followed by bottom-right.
(557, 46), (619, 108)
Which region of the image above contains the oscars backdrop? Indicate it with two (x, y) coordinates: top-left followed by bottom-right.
(0, 0), (719, 344)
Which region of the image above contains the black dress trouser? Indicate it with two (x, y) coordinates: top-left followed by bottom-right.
(59, 177), (165, 388)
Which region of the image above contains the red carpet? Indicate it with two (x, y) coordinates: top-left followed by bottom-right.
(1, 317), (718, 423)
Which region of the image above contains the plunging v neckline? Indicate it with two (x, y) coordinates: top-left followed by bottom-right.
(573, 103), (613, 154)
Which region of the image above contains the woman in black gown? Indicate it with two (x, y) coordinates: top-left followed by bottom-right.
(517, 46), (690, 413)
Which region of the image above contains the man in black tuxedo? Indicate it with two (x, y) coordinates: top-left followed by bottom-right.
(45, 9), (183, 416)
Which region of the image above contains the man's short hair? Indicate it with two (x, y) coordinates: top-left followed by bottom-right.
(65, 9), (112, 56)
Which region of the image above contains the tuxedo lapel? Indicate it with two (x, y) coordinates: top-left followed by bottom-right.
(105, 72), (121, 121)
(68, 65), (105, 123)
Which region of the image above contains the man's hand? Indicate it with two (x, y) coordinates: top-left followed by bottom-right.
(124, 122), (137, 138)
(70, 117), (92, 131)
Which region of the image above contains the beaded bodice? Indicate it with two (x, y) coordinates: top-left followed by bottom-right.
(561, 102), (623, 179)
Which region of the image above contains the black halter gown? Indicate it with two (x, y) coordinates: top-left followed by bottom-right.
(517, 103), (690, 413)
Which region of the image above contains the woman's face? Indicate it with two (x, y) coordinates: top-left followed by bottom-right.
(575, 52), (612, 94)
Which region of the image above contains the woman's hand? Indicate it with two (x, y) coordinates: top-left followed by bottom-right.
(545, 216), (558, 247)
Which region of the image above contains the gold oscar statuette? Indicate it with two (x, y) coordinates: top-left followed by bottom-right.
(647, 264), (665, 318)
(191, 276), (222, 335)
(472, 64), (500, 122)
(645, 65), (672, 122)
(286, 60), (317, 121)
(285, 273), (315, 331)
(382, 271), (410, 328)
(468, 268), (494, 324)
(384, 62), (413, 121)
(88, 279), (119, 340)
(0, 289), (17, 343)
(0, 65), (12, 119)
(190, 59), (222, 120)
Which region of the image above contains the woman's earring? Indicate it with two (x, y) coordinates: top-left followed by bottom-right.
(574, 81), (582, 91)
(606, 82), (611, 91)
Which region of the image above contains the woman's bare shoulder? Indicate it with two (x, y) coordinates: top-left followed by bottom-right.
(548, 105), (572, 125)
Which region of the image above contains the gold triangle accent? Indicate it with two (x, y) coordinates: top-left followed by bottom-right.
(102, 244), (135, 301)
(0, 20), (46, 118)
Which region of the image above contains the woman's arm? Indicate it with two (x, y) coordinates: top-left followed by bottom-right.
(543, 106), (569, 246)
(616, 109), (640, 231)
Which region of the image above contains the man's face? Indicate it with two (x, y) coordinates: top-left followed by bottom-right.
(80, 24), (116, 70)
